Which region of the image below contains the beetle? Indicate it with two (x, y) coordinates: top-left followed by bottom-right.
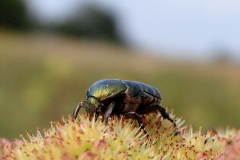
(73, 79), (176, 129)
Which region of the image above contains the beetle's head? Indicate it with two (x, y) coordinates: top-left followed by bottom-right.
(84, 97), (101, 115)
(72, 97), (101, 118)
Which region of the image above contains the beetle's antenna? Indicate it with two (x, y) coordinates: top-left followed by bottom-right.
(72, 101), (86, 118)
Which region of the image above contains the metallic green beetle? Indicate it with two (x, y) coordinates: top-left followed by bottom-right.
(73, 79), (176, 128)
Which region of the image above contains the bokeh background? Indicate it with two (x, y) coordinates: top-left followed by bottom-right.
(1, 0), (240, 140)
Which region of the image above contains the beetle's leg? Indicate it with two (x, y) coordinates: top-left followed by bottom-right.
(123, 112), (147, 134)
(123, 112), (143, 126)
(158, 104), (176, 127)
(136, 102), (176, 127)
(103, 102), (115, 124)
(72, 101), (86, 118)
(149, 103), (176, 127)
(95, 107), (101, 121)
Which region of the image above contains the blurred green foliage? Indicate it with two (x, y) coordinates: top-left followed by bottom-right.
(50, 4), (121, 43)
(0, 0), (31, 30)
(0, 1), (121, 43)
(1, 31), (240, 140)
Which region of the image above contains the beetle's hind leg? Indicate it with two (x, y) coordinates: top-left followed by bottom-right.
(137, 102), (176, 127)
(148, 103), (176, 127)
(158, 104), (176, 127)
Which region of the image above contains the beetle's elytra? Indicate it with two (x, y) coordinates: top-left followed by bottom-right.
(73, 79), (176, 129)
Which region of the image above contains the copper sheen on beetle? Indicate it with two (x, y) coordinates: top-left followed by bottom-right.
(73, 79), (176, 129)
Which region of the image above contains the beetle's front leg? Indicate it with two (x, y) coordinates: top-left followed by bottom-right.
(95, 107), (101, 122)
(72, 101), (86, 118)
(103, 101), (115, 124)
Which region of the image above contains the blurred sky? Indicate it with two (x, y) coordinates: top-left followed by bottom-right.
(26, 0), (240, 61)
